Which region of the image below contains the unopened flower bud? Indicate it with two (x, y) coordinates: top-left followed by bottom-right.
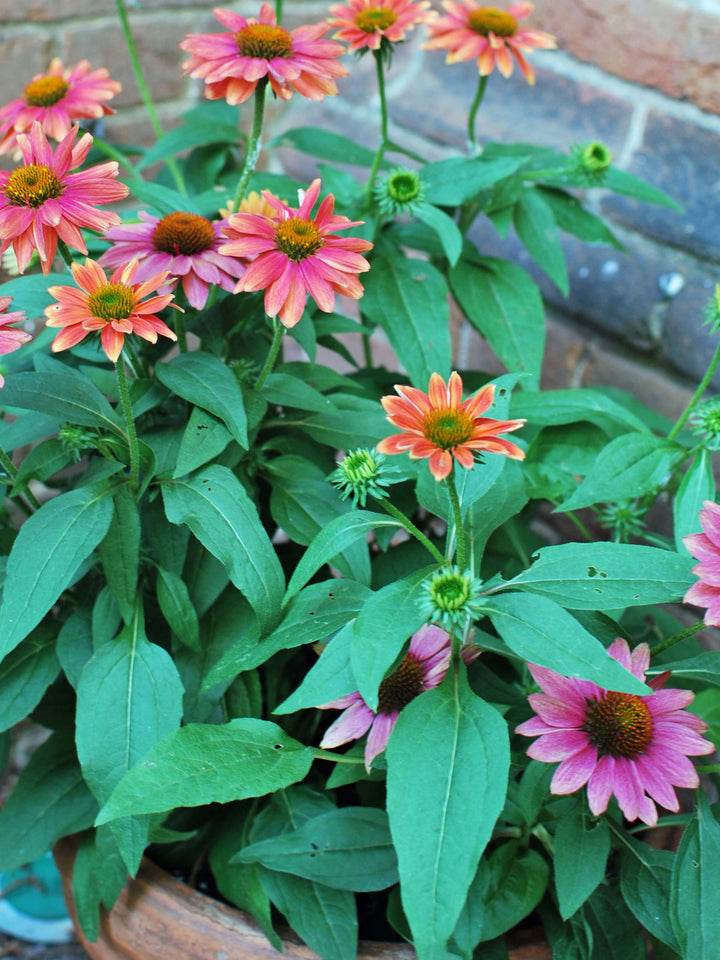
(418, 566), (485, 628)
(571, 140), (612, 185)
(374, 167), (425, 216)
(598, 500), (646, 543)
(329, 448), (391, 506)
(691, 397), (720, 451)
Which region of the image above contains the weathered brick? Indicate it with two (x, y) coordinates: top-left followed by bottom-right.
(0, 29), (55, 113)
(531, 0), (720, 115)
(601, 111), (720, 263)
(60, 14), (196, 109)
(663, 274), (720, 387)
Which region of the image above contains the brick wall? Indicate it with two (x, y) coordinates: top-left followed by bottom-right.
(2, 0), (720, 416)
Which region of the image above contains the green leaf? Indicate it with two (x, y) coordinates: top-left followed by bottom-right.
(98, 484), (140, 624)
(267, 126), (389, 169)
(0, 627), (59, 732)
(351, 576), (429, 712)
(421, 156), (527, 206)
(538, 187), (625, 250)
(174, 407), (233, 478)
(582, 882), (646, 960)
(285, 511), (401, 600)
(96, 719), (313, 824)
(508, 542), (694, 609)
(124, 179), (201, 216)
(56, 608), (94, 689)
(674, 450), (715, 554)
(486, 593), (648, 694)
(0, 731), (97, 872)
(0, 370), (123, 435)
(162, 465), (285, 635)
(386, 669), (510, 960)
(361, 255), (452, 388)
(554, 809), (610, 919)
(557, 433), (684, 513)
(414, 201), (462, 266)
(513, 188), (569, 294)
(0, 484), (114, 661)
(262, 372), (337, 413)
(449, 257), (545, 388)
(0, 272), (61, 319)
(467, 460), (528, 564)
(670, 792), (720, 959)
(620, 841), (678, 951)
(11, 438), (73, 494)
(156, 352), (248, 449)
(510, 387), (649, 435)
(137, 120), (239, 169)
(235, 807), (398, 891)
(156, 568), (200, 651)
(648, 651), (720, 686)
(604, 166), (682, 210)
(274, 621), (357, 715)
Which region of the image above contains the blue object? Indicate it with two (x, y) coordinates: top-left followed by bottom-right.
(0, 853), (74, 943)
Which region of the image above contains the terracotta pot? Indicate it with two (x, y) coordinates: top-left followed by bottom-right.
(54, 836), (552, 960)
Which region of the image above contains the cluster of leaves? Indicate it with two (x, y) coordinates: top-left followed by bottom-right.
(0, 72), (718, 960)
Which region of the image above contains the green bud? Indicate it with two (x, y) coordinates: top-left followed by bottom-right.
(598, 501), (646, 543)
(58, 423), (96, 461)
(691, 397), (720, 451)
(374, 167), (425, 216)
(418, 566), (485, 629)
(571, 140), (612, 185)
(329, 448), (391, 507)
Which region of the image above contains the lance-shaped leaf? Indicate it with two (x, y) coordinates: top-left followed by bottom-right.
(0, 484), (114, 661)
(163, 465), (285, 635)
(95, 719), (314, 824)
(670, 791), (720, 959)
(674, 450), (715, 554)
(386, 668), (509, 960)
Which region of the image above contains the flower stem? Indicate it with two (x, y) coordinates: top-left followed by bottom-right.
(91, 136), (141, 177)
(255, 317), (283, 391)
(311, 748), (364, 764)
(233, 78), (268, 214)
(275, 0), (284, 22)
(668, 338), (720, 441)
(56, 239), (75, 270)
(366, 51), (389, 203)
(446, 466), (467, 571)
(466, 74), (488, 157)
(115, 356), (140, 489)
(376, 498), (445, 565)
(114, 0), (186, 196)
(649, 620), (705, 658)
(0, 443), (41, 511)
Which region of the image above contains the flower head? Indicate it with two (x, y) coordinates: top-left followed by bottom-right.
(220, 178), (373, 328)
(330, 448), (393, 507)
(328, 0), (437, 54)
(690, 399), (720, 452)
(98, 211), (247, 310)
(516, 638), (714, 826)
(418, 565), (485, 629)
(423, 1), (556, 85)
(374, 167), (425, 216)
(0, 297), (31, 387)
(0, 58), (121, 156)
(376, 372), (525, 481)
(571, 140), (613, 186)
(0, 123), (128, 275)
(597, 500), (646, 543)
(44, 257), (177, 364)
(180, 4), (348, 105)
(318, 624), (452, 769)
(683, 500), (720, 626)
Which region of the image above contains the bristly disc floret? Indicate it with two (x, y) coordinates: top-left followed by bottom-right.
(571, 140), (613, 186)
(330, 448), (392, 506)
(598, 500), (646, 543)
(374, 167), (425, 216)
(419, 565), (485, 628)
(691, 397), (720, 451)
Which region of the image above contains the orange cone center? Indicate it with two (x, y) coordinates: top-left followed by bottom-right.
(153, 212), (216, 256)
(87, 283), (135, 321)
(422, 408), (474, 450)
(235, 24), (293, 60)
(355, 7), (398, 32)
(274, 216), (323, 261)
(24, 75), (70, 107)
(4, 164), (63, 208)
(583, 692), (653, 759)
(468, 7), (518, 37)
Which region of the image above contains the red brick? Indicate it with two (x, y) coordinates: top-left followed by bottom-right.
(0, 29), (55, 110)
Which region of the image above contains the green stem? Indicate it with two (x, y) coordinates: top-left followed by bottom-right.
(668, 338), (720, 441)
(696, 763), (720, 774)
(366, 51), (389, 204)
(275, 0), (283, 22)
(376, 498), (445, 565)
(56, 239), (75, 270)
(466, 74), (488, 157)
(114, 0), (186, 195)
(91, 136), (140, 177)
(0, 443), (41, 511)
(530, 823), (554, 857)
(233, 78), (268, 213)
(311, 748), (364, 764)
(254, 318), (283, 391)
(649, 621), (705, 658)
(115, 357), (140, 489)
(446, 466), (467, 571)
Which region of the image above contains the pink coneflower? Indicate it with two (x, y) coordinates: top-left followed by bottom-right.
(376, 372), (525, 482)
(328, 0), (437, 53)
(0, 123), (128, 275)
(516, 638), (714, 826)
(44, 258), (177, 364)
(683, 500), (720, 627)
(0, 58), (121, 156)
(180, 4), (348, 105)
(220, 178), (373, 328)
(422, 1), (556, 84)
(98, 211), (246, 310)
(0, 298), (31, 387)
(318, 625), (453, 769)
